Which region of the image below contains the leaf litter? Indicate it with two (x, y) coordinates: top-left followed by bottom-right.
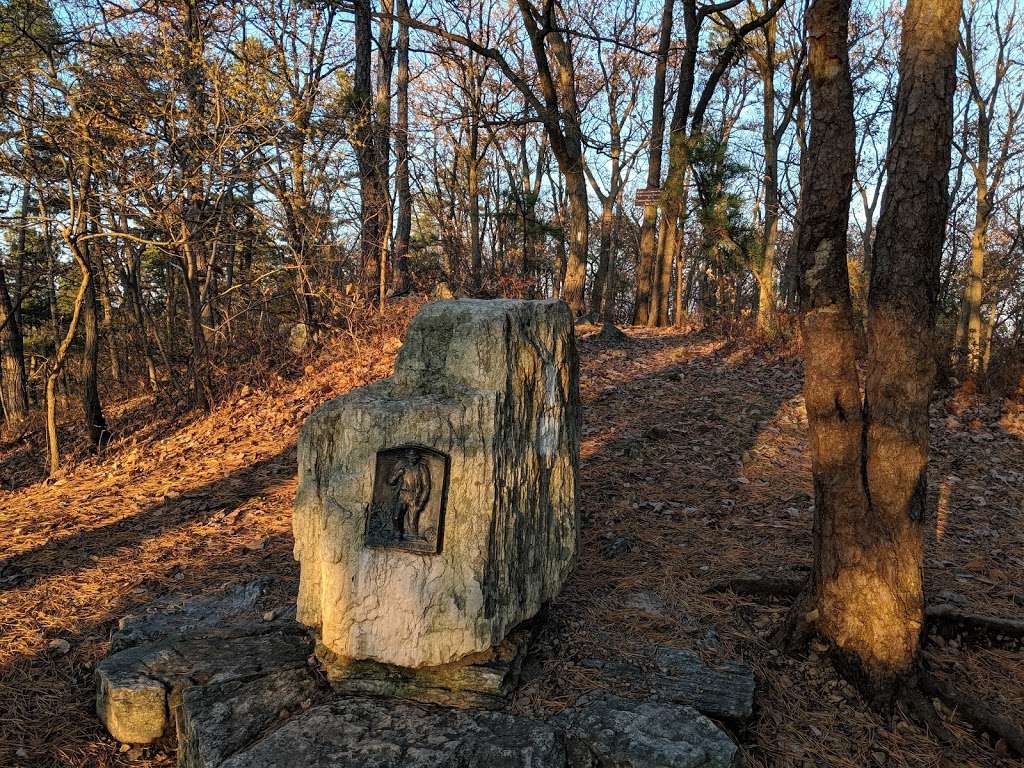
(1, 314), (1022, 767)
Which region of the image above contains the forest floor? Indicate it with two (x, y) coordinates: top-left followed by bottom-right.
(1, 300), (1022, 768)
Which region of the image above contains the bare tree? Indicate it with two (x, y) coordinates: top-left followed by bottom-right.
(955, 0), (1024, 377)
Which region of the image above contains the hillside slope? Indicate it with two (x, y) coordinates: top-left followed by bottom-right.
(1, 311), (1022, 767)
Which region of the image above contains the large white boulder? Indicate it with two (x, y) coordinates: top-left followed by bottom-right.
(293, 299), (580, 668)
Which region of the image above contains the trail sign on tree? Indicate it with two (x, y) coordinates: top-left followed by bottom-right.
(634, 187), (663, 207)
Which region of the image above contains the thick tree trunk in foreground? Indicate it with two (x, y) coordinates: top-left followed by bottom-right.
(857, 0), (959, 689)
(793, 0), (960, 705)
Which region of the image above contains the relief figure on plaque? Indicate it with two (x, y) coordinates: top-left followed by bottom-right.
(387, 448), (432, 539)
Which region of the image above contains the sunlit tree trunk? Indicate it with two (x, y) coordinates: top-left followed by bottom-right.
(756, 13), (779, 333)
(532, 5), (588, 315)
(792, 0), (960, 706)
(49, 232), (93, 475)
(953, 3), (1022, 380)
(960, 184), (989, 375)
(858, 0), (959, 692)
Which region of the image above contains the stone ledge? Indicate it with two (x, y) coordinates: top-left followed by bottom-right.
(96, 585), (746, 768)
(95, 578), (310, 746)
(315, 619), (538, 709)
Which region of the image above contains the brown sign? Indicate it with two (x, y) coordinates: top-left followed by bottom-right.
(634, 187), (663, 206)
(365, 444), (449, 554)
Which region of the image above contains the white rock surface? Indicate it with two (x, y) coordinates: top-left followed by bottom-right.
(293, 299), (580, 668)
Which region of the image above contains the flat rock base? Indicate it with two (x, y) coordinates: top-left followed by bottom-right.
(95, 579), (312, 747)
(207, 691), (736, 768)
(96, 582), (748, 768)
(315, 621), (537, 709)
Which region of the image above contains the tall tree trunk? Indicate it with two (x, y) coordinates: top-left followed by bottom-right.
(181, 237), (213, 408)
(789, 0), (870, 688)
(757, 14), (779, 333)
(791, 0), (960, 706)
(123, 251), (159, 391)
(544, 20), (588, 315)
(96, 250), (123, 386)
(654, 166), (688, 327)
(354, 0), (391, 299)
(602, 225), (619, 323)
(633, 0), (675, 324)
(959, 154), (990, 377)
(394, 0), (412, 292)
(468, 124), (482, 291)
(80, 240), (110, 451)
(1, 188), (31, 429)
(592, 196), (614, 318)
(0, 259), (30, 429)
(48, 234), (93, 475)
(561, 168), (588, 313)
(857, 0), (959, 695)
(674, 223), (687, 326)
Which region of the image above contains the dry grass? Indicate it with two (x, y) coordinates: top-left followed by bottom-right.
(1, 314), (1022, 767)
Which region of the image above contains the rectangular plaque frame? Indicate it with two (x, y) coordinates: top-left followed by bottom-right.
(365, 444), (450, 554)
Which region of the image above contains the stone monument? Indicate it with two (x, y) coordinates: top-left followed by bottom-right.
(92, 299), (750, 766)
(292, 299), (581, 701)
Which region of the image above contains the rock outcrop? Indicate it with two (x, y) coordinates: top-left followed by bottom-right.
(95, 584), (745, 768)
(553, 691), (737, 768)
(293, 299), (580, 669)
(94, 580), (310, 747)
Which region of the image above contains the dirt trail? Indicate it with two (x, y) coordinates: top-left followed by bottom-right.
(1, 320), (1021, 767)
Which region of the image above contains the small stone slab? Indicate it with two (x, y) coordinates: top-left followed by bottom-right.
(651, 647), (755, 723)
(177, 667), (318, 768)
(96, 628), (312, 745)
(552, 690), (737, 768)
(111, 578), (275, 653)
(317, 620), (535, 709)
(218, 697), (568, 768)
(580, 646), (755, 723)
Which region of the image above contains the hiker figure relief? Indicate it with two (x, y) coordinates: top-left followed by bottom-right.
(365, 444), (449, 554)
(387, 448), (431, 539)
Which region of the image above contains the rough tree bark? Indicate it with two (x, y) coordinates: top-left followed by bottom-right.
(0, 257), (30, 430)
(633, 0), (675, 325)
(755, 13), (778, 332)
(789, 0), (960, 707)
(519, 0), (588, 315)
(354, 0), (392, 301)
(393, 0), (412, 293)
(80, 239), (110, 452)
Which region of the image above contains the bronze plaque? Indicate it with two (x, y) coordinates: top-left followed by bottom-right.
(365, 444), (449, 554)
